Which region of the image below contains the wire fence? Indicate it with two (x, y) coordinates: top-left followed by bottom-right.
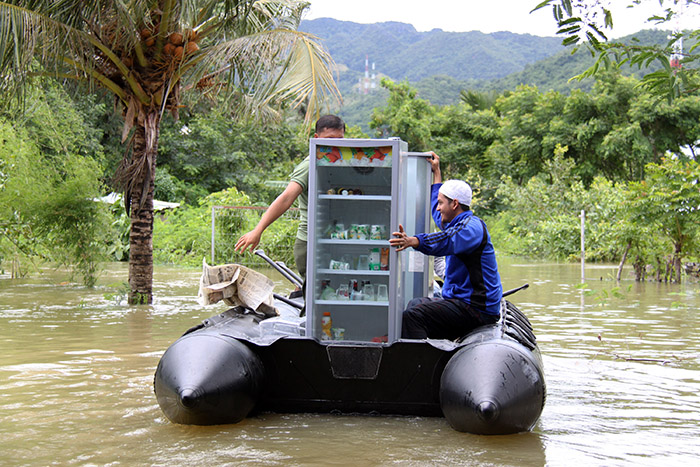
(211, 205), (300, 269)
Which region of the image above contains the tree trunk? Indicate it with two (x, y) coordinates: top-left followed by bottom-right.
(674, 243), (682, 283)
(633, 255), (644, 281)
(128, 113), (160, 304)
(616, 242), (631, 282)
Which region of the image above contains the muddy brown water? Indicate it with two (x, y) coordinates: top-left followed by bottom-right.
(1, 258), (698, 466)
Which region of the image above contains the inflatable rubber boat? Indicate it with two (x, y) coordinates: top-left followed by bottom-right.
(153, 282), (545, 435)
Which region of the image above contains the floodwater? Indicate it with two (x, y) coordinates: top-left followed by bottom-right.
(1, 258), (698, 466)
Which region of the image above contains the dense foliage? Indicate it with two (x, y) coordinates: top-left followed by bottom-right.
(0, 0), (341, 304)
(157, 109), (308, 205)
(2, 16), (699, 284)
(368, 75), (699, 281)
(533, 0), (700, 101)
(0, 84), (113, 285)
(153, 187), (298, 268)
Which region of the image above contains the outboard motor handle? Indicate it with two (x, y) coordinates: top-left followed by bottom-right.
(275, 260), (303, 287)
(273, 293), (303, 310)
(502, 283), (529, 298)
(254, 249), (303, 288)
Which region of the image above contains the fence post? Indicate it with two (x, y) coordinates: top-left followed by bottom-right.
(211, 206), (217, 265)
(580, 209), (585, 282)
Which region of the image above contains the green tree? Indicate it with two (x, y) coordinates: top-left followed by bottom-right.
(532, 0), (700, 100)
(459, 89), (501, 111)
(0, 117), (111, 285)
(623, 157), (700, 282)
(493, 144), (589, 259)
(369, 78), (435, 151)
(432, 104), (502, 178)
(490, 143), (652, 265)
(551, 72), (653, 183)
(629, 92), (700, 160)
(488, 85), (567, 184)
(0, 122), (48, 277)
(483, 73), (700, 187)
(156, 110), (306, 205)
(0, 0), (340, 303)
(429, 103), (502, 214)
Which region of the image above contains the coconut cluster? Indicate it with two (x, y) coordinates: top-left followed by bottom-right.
(90, 11), (203, 119)
(140, 26), (200, 63)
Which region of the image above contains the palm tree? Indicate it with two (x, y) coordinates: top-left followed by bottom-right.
(0, 0), (340, 304)
(459, 89), (501, 112)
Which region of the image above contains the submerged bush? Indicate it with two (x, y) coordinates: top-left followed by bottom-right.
(0, 120), (111, 285)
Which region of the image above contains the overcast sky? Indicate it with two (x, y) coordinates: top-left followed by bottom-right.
(303, 0), (696, 38)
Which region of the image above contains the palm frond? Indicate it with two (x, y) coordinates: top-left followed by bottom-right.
(269, 32), (342, 124)
(254, 0), (307, 29)
(2, 1), (341, 125)
(0, 3), (83, 92)
(0, 2), (128, 105)
(179, 27), (340, 125)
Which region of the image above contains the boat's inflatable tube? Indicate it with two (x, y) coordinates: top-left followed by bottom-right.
(153, 301), (545, 434)
(439, 328), (546, 435)
(154, 333), (264, 425)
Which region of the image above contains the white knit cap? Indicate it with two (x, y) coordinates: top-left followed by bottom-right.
(439, 180), (472, 206)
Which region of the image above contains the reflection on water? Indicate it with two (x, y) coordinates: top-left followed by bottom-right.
(1, 259), (698, 466)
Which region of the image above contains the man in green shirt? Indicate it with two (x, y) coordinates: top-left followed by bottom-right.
(235, 115), (345, 277)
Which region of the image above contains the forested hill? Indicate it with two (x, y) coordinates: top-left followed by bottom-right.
(299, 18), (564, 84)
(300, 18), (671, 128)
(481, 29), (671, 94)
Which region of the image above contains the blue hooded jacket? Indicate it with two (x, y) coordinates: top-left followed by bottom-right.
(415, 184), (503, 316)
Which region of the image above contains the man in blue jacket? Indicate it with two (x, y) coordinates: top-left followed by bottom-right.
(389, 153), (502, 340)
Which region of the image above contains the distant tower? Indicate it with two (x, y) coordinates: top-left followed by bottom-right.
(364, 55), (370, 94)
(359, 55), (378, 94)
(670, 2), (684, 70)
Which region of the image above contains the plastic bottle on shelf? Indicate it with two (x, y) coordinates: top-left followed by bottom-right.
(321, 312), (332, 340)
(349, 279), (361, 300)
(320, 280), (335, 300)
